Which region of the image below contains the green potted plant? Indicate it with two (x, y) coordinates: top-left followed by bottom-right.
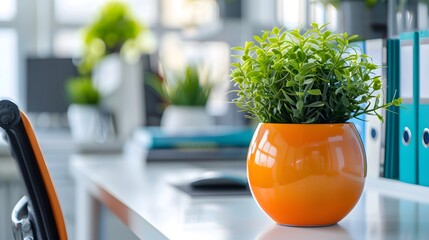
(79, 1), (151, 140)
(150, 64), (214, 132)
(66, 76), (102, 142)
(230, 23), (401, 226)
(79, 1), (148, 74)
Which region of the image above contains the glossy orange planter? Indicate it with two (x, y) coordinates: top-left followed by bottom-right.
(247, 123), (366, 226)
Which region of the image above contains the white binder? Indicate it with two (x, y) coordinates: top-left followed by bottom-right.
(365, 39), (385, 178)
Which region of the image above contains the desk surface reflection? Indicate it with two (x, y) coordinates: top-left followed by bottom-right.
(70, 154), (429, 240)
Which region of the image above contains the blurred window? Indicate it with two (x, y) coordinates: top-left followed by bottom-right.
(53, 29), (82, 57)
(54, 0), (157, 25)
(0, 29), (18, 102)
(276, 0), (337, 31)
(277, 0), (306, 29)
(161, 0), (219, 28)
(53, 0), (157, 56)
(309, 1), (337, 31)
(0, 0), (16, 21)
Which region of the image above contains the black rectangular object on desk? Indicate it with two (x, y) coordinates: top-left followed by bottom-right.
(26, 57), (78, 113)
(172, 183), (251, 197)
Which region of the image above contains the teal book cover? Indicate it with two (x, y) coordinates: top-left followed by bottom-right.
(133, 126), (255, 149)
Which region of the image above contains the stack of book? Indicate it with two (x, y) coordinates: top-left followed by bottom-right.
(130, 126), (254, 161)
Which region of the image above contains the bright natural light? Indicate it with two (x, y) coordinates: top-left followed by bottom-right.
(54, 0), (106, 23)
(54, 0), (157, 25)
(277, 0), (306, 29)
(0, 29), (18, 102)
(310, 1), (325, 25)
(0, 0), (16, 20)
(53, 29), (83, 57)
(276, 0), (337, 31)
(161, 0), (219, 28)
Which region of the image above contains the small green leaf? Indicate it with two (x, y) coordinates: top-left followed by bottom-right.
(376, 112), (383, 122)
(268, 37), (279, 43)
(289, 30), (302, 39)
(262, 32), (269, 41)
(242, 55), (250, 61)
(305, 101), (324, 107)
(273, 27), (280, 35)
(282, 92), (296, 105)
(254, 35), (263, 43)
(323, 31), (332, 39)
(303, 78), (314, 85)
(294, 75), (304, 82)
(245, 41), (254, 48)
(232, 46), (245, 51)
(301, 62), (317, 73)
(302, 117), (316, 123)
(231, 63), (241, 68)
(272, 49), (282, 55)
(393, 98), (402, 106)
(286, 81), (296, 87)
(297, 100), (304, 110)
(374, 96), (380, 107)
(308, 89), (322, 95)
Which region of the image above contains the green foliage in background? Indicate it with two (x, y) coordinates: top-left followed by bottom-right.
(230, 23), (402, 124)
(321, 0), (380, 8)
(79, 1), (146, 74)
(66, 77), (100, 105)
(150, 65), (212, 106)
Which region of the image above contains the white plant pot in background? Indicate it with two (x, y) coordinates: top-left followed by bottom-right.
(67, 104), (101, 143)
(161, 106), (214, 133)
(93, 54), (145, 141)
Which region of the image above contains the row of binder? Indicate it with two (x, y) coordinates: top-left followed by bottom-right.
(353, 32), (429, 186)
(398, 31), (429, 186)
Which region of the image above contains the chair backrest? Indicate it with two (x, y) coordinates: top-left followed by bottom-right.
(0, 99), (67, 240)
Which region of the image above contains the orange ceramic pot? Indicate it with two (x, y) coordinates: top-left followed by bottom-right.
(247, 123), (366, 226)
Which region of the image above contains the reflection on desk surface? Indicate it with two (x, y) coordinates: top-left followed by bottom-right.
(70, 154), (429, 240)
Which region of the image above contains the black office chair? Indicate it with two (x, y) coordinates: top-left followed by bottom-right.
(0, 99), (68, 240)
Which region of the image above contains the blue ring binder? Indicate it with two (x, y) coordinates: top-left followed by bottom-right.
(403, 127), (411, 146)
(371, 128), (377, 140)
(423, 128), (429, 147)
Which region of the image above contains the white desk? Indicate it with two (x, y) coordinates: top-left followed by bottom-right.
(70, 154), (429, 240)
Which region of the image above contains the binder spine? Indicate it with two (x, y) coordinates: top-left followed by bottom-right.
(398, 32), (419, 184)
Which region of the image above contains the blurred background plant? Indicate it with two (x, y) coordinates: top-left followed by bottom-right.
(321, 0), (380, 8)
(78, 1), (149, 74)
(66, 76), (100, 105)
(150, 64), (213, 107)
